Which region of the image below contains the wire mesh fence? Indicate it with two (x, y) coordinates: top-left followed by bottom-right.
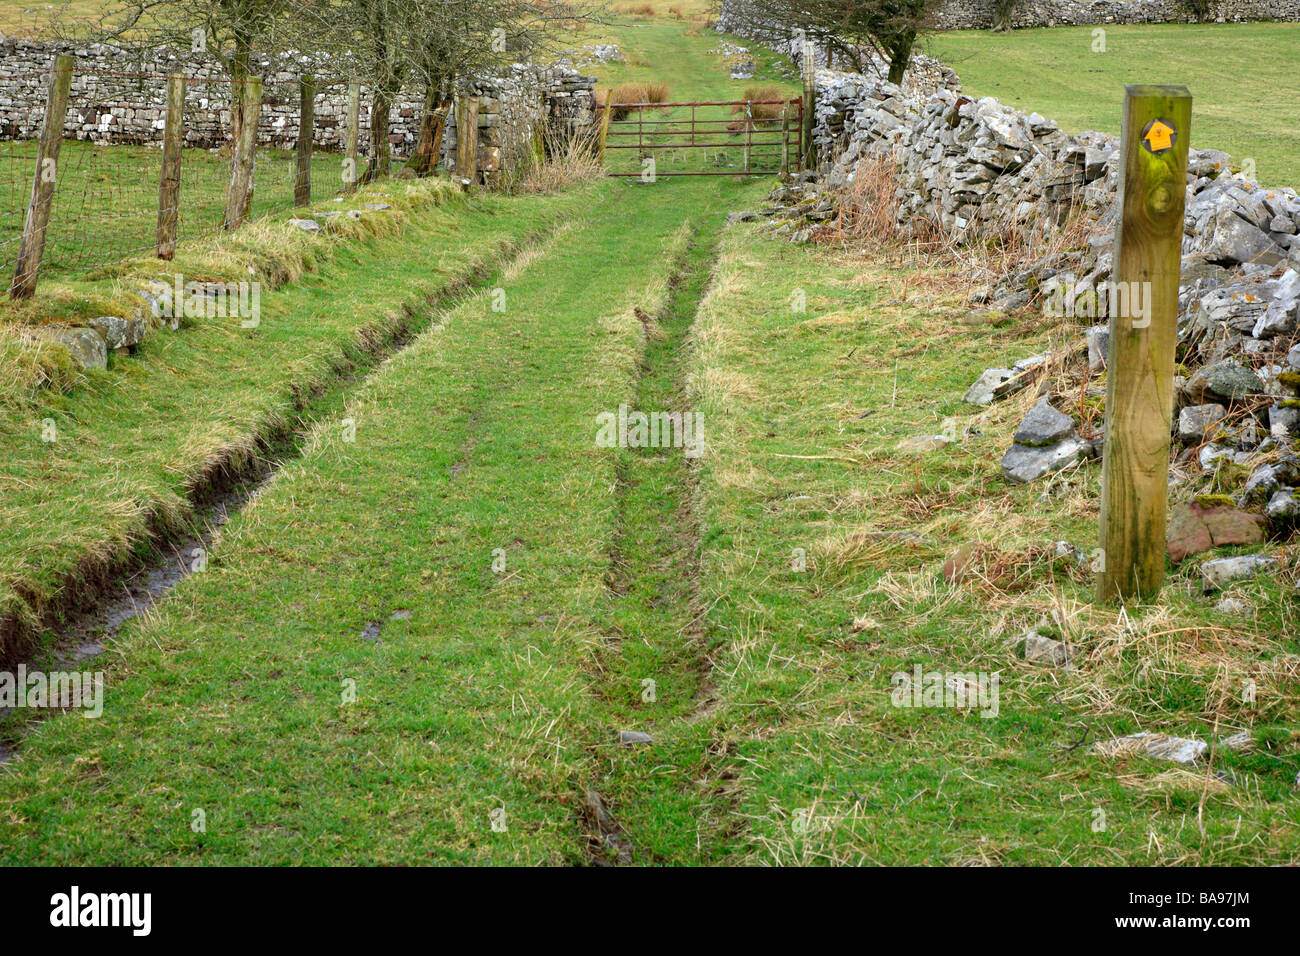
(1, 65), (359, 288)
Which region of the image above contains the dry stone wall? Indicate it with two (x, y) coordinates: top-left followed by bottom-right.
(793, 66), (1300, 541)
(0, 36), (596, 174)
(716, 0), (1300, 33)
(931, 0), (1300, 29)
(712, 5), (960, 97)
(440, 66), (597, 181)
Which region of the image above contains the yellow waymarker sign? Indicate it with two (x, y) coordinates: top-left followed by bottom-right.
(1141, 119), (1176, 154)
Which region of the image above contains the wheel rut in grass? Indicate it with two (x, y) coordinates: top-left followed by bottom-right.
(583, 215), (726, 864)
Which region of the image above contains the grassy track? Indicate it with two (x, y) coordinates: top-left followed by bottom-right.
(926, 23), (1300, 185)
(2, 0), (1296, 868)
(0, 176), (772, 863)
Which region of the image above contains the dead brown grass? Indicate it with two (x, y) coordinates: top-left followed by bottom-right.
(731, 84), (792, 127)
(513, 129), (604, 195)
(599, 81), (672, 121)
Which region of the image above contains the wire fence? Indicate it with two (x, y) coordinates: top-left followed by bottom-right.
(1, 66), (358, 287)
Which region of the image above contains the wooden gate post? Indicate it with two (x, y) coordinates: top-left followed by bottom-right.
(343, 81), (361, 195)
(801, 35), (816, 170)
(294, 73), (314, 207)
(1097, 85), (1192, 603)
(156, 72), (184, 259)
(454, 95), (479, 183)
(10, 53), (74, 299)
(223, 74), (262, 230)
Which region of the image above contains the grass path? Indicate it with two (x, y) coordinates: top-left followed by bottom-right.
(0, 176), (769, 863)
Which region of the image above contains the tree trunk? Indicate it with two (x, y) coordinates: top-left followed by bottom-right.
(366, 87), (391, 182)
(229, 37), (251, 153)
(410, 81), (450, 176)
(886, 32), (916, 86)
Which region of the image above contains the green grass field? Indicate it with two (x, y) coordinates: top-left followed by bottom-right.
(0, 3), (1295, 866)
(926, 23), (1300, 185)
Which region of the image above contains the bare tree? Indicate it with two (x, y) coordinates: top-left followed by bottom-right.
(307, 0), (594, 179)
(727, 0), (942, 85)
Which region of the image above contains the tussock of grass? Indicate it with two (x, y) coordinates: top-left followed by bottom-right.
(0, 328), (83, 407)
(734, 84), (791, 125)
(512, 130), (605, 195)
(599, 81), (672, 121)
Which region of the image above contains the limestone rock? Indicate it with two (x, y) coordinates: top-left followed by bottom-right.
(1013, 401), (1076, 447)
(1200, 554), (1277, 591)
(1085, 324), (1109, 371)
(43, 328), (107, 370)
(1183, 360), (1263, 404)
(897, 434), (952, 454)
(1001, 437), (1090, 484)
(86, 315), (148, 350)
(1176, 404), (1227, 442)
(1023, 631), (1071, 667)
(1094, 731), (1207, 765)
(963, 367), (1014, 405)
(1266, 488), (1300, 521)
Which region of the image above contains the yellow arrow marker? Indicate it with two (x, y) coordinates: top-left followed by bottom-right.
(1142, 120), (1175, 153)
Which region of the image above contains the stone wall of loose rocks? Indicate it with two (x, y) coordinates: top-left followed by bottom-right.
(440, 66), (597, 182)
(931, 0), (1300, 29)
(716, 0), (1300, 33)
(763, 63), (1299, 568)
(0, 37), (596, 177)
(712, 4), (961, 97)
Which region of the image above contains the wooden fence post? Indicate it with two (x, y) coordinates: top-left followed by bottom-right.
(597, 98), (612, 162)
(222, 74), (262, 230)
(801, 35), (816, 170)
(344, 81), (360, 195)
(1097, 85), (1192, 603)
(156, 72), (184, 259)
(294, 73), (314, 207)
(10, 53), (74, 299)
(454, 95), (479, 183)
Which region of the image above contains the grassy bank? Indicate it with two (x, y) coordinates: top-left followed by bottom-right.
(680, 224), (1299, 864)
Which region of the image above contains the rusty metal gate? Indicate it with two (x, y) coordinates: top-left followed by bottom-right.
(601, 98), (804, 177)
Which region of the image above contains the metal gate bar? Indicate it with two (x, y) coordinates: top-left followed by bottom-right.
(600, 97), (803, 178)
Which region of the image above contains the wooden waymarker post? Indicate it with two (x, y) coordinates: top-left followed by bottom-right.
(10, 53), (74, 299)
(156, 72), (185, 259)
(454, 95), (479, 184)
(1097, 85), (1192, 603)
(294, 73), (315, 207)
(223, 74), (263, 230)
